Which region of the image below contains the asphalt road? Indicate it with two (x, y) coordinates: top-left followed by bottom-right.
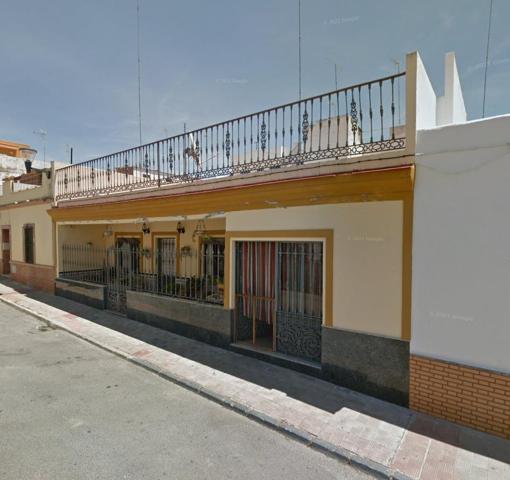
(0, 302), (374, 480)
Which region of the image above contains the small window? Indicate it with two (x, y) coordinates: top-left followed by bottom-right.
(23, 225), (34, 264)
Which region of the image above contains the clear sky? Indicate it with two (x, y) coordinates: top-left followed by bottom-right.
(1, 0), (509, 164)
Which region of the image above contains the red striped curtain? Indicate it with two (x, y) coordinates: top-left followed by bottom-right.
(240, 241), (276, 324)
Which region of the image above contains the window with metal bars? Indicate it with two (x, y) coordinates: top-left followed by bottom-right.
(23, 224), (35, 264)
(201, 237), (225, 281)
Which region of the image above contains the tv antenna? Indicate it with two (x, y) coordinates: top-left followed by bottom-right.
(298, 0), (302, 99)
(136, 0), (143, 144)
(333, 63), (343, 91)
(482, 0), (494, 118)
(33, 129), (47, 167)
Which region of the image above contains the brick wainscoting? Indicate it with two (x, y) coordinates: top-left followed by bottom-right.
(410, 355), (510, 439)
(10, 261), (55, 294)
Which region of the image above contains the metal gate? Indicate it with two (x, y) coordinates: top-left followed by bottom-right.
(105, 239), (140, 314)
(275, 241), (323, 361)
(105, 247), (128, 313)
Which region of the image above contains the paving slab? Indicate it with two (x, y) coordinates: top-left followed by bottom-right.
(0, 277), (509, 480)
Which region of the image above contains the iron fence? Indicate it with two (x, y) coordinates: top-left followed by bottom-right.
(55, 72), (406, 201)
(59, 243), (224, 311)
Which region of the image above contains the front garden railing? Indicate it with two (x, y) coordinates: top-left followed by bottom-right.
(59, 243), (224, 313)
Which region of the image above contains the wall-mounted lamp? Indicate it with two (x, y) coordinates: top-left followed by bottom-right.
(192, 219), (207, 242)
(103, 226), (113, 238)
(177, 221), (185, 235)
(142, 222), (151, 235)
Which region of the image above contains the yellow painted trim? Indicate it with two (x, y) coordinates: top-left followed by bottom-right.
(405, 52), (418, 156)
(401, 188), (414, 341)
(48, 166), (414, 222)
(113, 232), (143, 245)
(201, 230), (226, 238)
(52, 219), (58, 278)
(224, 229), (334, 328)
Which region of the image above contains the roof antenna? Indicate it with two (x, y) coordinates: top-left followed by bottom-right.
(298, 0), (302, 100)
(482, 0), (494, 118)
(136, 0), (143, 144)
(334, 63), (339, 90)
(33, 129), (47, 167)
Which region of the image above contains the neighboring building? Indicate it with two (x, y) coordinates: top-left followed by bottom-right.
(0, 140), (35, 191)
(401, 52), (509, 439)
(0, 141), (64, 192)
(0, 139), (31, 158)
(411, 113), (510, 438)
(0, 162), (56, 292)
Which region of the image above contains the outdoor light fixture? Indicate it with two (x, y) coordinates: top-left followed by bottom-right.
(103, 226), (113, 238)
(177, 221), (185, 234)
(142, 222), (151, 235)
(192, 219), (207, 242)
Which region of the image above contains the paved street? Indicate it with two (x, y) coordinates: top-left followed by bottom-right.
(0, 302), (374, 480)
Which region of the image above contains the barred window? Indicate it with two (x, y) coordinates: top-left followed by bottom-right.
(23, 225), (35, 264)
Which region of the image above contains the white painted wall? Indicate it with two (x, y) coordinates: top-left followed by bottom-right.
(413, 51), (466, 131)
(415, 54), (437, 130)
(0, 154), (65, 191)
(412, 115), (510, 374)
(436, 52), (467, 126)
(0, 154), (29, 192)
(227, 201), (403, 338)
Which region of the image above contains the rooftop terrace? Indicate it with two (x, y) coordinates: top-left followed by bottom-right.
(55, 71), (407, 202)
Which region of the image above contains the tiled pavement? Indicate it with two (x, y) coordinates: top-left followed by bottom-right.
(0, 277), (509, 479)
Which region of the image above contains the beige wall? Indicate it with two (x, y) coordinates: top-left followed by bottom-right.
(57, 217), (226, 274)
(0, 202), (54, 266)
(226, 201), (403, 339)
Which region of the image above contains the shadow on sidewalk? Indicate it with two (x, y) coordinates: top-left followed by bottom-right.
(1, 276), (509, 464)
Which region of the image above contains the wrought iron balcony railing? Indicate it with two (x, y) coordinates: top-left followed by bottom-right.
(55, 72), (406, 201)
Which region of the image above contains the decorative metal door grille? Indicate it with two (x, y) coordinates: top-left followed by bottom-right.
(276, 242), (323, 362)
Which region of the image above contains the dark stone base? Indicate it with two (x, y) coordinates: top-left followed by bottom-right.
(126, 290), (232, 348)
(321, 326), (409, 406)
(229, 342), (322, 378)
(55, 278), (106, 310)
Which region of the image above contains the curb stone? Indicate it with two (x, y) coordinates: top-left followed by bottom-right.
(0, 293), (419, 480)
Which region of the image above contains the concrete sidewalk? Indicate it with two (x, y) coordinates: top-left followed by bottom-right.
(0, 278), (509, 479)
